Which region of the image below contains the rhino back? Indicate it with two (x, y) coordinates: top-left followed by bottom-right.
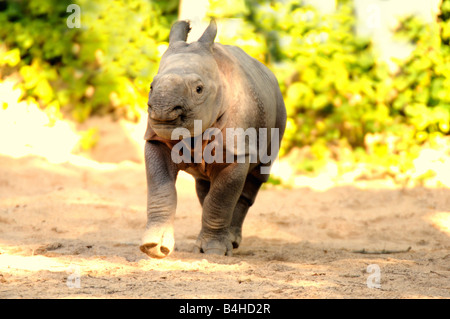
(212, 43), (283, 130)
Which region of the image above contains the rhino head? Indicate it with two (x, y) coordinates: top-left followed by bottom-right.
(147, 20), (223, 140)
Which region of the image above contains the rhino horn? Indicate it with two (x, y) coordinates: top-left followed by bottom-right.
(198, 19), (217, 47)
(169, 20), (191, 44)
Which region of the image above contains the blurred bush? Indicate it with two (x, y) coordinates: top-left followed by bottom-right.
(0, 0), (178, 122)
(210, 0), (450, 178)
(1, 0), (449, 180)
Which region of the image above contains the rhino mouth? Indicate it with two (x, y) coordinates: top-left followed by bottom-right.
(149, 104), (187, 125)
(150, 119), (186, 139)
(150, 117), (180, 126)
(149, 107), (193, 140)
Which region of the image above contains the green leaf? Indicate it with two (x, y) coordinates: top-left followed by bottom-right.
(0, 48), (21, 67)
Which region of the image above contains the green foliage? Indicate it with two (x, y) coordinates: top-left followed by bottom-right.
(440, 0), (450, 45)
(79, 127), (100, 151)
(0, 0), (178, 122)
(2, 0), (450, 183)
(209, 0), (450, 179)
(392, 1), (450, 139)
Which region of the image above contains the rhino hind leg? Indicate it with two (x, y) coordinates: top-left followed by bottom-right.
(229, 197), (251, 248)
(195, 178), (210, 206)
(229, 170), (264, 248)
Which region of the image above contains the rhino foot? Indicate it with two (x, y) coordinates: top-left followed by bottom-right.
(193, 231), (233, 256)
(229, 226), (242, 249)
(140, 224), (174, 259)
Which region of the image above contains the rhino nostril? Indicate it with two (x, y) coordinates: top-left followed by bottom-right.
(173, 105), (183, 112)
(148, 104), (185, 122)
(148, 108), (157, 120)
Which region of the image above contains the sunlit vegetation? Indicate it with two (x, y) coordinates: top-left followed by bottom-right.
(1, 0), (449, 185)
(0, 0), (178, 122)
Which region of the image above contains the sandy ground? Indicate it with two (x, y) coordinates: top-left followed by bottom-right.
(0, 113), (449, 299)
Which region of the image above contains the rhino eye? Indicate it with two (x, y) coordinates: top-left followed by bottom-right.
(196, 85), (203, 94)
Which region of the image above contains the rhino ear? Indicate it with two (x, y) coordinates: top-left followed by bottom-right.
(198, 19), (217, 47)
(169, 20), (191, 44)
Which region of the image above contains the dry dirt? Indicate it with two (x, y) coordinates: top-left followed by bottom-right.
(0, 116), (449, 299)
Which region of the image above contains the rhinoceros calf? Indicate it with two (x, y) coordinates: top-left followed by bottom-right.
(140, 20), (286, 258)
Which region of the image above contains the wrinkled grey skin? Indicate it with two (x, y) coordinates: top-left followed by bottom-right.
(140, 20), (286, 258)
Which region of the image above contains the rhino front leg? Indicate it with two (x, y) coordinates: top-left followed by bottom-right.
(140, 141), (179, 258)
(194, 162), (249, 256)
